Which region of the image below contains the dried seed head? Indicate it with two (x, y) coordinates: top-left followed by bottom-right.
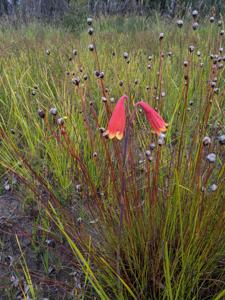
(99, 72), (104, 79)
(210, 80), (216, 88)
(177, 19), (183, 28)
(202, 136), (211, 146)
(149, 143), (155, 151)
(123, 52), (129, 59)
(57, 118), (64, 126)
(210, 16), (215, 23)
(99, 127), (105, 133)
(192, 10), (198, 17)
(189, 45), (195, 53)
(206, 153), (216, 163)
(145, 150), (151, 157)
(94, 70), (100, 77)
(72, 77), (80, 86)
(214, 87), (219, 94)
(38, 109), (45, 119)
(192, 22), (199, 30)
(72, 48), (78, 56)
(218, 135), (225, 145)
(93, 152), (98, 157)
(87, 17), (93, 26)
(49, 107), (57, 116)
(88, 27), (94, 35)
(158, 138), (165, 146)
(76, 184), (82, 192)
(88, 44), (94, 51)
(209, 184), (217, 192)
(159, 32), (164, 40)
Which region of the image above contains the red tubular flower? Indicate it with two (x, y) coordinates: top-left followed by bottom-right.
(136, 101), (167, 134)
(106, 95), (128, 140)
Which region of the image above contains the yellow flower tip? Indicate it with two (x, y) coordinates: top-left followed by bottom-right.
(116, 132), (123, 140)
(108, 132), (116, 139)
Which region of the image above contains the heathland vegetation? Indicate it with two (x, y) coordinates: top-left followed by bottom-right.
(0, 2), (224, 299)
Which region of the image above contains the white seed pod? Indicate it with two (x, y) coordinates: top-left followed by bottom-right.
(206, 153), (216, 163)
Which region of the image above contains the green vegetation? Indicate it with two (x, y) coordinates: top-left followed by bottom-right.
(0, 15), (224, 299)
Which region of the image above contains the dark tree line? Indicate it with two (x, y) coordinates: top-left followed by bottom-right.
(0, 0), (224, 21)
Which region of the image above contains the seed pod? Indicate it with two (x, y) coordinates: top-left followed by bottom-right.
(123, 52), (129, 59)
(46, 49), (50, 55)
(101, 96), (107, 102)
(220, 30), (224, 36)
(88, 27), (94, 35)
(88, 44), (94, 51)
(147, 64), (152, 69)
(189, 100), (194, 106)
(38, 109), (45, 119)
(192, 10), (198, 18)
(72, 77), (80, 86)
(87, 17), (93, 26)
(99, 127), (105, 133)
(99, 72), (104, 79)
(210, 81), (216, 88)
(145, 150), (151, 157)
(202, 136), (211, 146)
(218, 20), (222, 26)
(218, 135), (225, 145)
(94, 70), (100, 77)
(159, 32), (164, 40)
(177, 19), (183, 28)
(119, 80), (124, 87)
(49, 107), (57, 116)
(168, 51), (172, 57)
(148, 55), (153, 61)
(219, 47), (223, 53)
(214, 87), (219, 94)
(184, 60), (188, 67)
(210, 16), (215, 23)
(93, 152), (98, 157)
(10, 129), (15, 134)
(200, 62), (204, 67)
(31, 90), (36, 96)
(192, 22), (199, 30)
(57, 118), (64, 126)
(158, 138), (165, 146)
(197, 50), (201, 56)
(161, 91), (166, 97)
(72, 48), (78, 56)
(149, 143), (156, 151)
(110, 97), (115, 103)
(209, 184), (217, 192)
(83, 74), (88, 80)
(76, 184), (82, 192)
(206, 153), (216, 163)
(189, 45), (195, 53)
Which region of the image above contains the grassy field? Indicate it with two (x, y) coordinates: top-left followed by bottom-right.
(0, 15), (225, 299)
